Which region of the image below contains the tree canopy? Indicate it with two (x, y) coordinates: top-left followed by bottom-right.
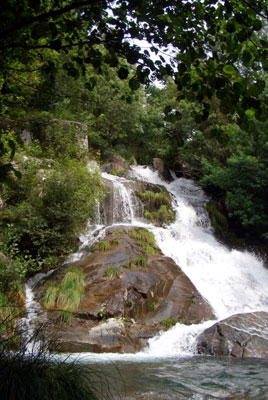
(1, 0), (268, 126)
(1, 0), (268, 241)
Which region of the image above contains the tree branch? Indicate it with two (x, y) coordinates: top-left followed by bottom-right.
(1, 0), (107, 38)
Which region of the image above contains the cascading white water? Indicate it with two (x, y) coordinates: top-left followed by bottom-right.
(131, 166), (268, 319)
(127, 166), (268, 357)
(25, 164), (268, 358)
(102, 172), (135, 224)
(66, 165), (268, 357)
(21, 270), (54, 352)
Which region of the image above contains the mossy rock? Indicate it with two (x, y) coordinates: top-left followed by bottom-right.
(136, 190), (175, 226)
(207, 202), (229, 236)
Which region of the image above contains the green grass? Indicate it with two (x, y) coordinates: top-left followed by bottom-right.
(123, 256), (147, 269)
(0, 335), (112, 400)
(136, 190), (175, 225)
(129, 228), (156, 246)
(161, 317), (178, 329)
(43, 267), (85, 321)
(104, 266), (119, 280)
(91, 241), (111, 252)
(112, 230), (125, 235)
(136, 190), (170, 208)
(129, 228), (159, 255)
(111, 238), (120, 246)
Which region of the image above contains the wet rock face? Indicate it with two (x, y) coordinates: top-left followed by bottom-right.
(153, 158), (173, 182)
(197, 312), (268, 358)
(36, 228), (215, 353)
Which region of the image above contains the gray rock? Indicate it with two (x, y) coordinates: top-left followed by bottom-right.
(20, 129), (33, 146)
(36, 228), (214, 353)
(197, 311), (268, 358)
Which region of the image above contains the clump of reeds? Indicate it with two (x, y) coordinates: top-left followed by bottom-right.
(43, 267), (85, 322)
(0, 330), (113, 400)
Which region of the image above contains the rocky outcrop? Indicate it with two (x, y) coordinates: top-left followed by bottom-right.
(197, 312), (268, 358)
(35, 227), (215, 353)
(102, 154), (129, 176)
(153, 158), (173, 182)
(101, 175), (173, 226)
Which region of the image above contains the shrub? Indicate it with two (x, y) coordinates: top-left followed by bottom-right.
(1, 159), (103, 260)
(0, 228), (43, 293)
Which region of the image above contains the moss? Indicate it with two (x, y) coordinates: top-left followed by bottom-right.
(207, 202), (229, 236)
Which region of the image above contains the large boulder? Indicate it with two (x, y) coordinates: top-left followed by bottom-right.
(35, 227), (215, 353)
(197, 312), (268, 358)
(102, 154), (129, 176)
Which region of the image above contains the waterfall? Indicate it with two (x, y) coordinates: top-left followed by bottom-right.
(20, 270), (54, 352)
(127, 166), (268, 356)
(131, 166), (268, 319)
(24, 164), (268, 357)
(102, 172), (135, 224)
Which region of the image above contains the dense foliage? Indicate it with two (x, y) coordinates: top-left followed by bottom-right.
(0, 0), (268, 336)
(1, 1), (268, 124)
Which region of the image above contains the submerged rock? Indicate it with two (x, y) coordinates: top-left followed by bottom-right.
(197, 311), (268, 358)
(36, 228), (215, 353)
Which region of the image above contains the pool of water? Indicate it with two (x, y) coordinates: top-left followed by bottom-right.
(82, 356), (268, 399)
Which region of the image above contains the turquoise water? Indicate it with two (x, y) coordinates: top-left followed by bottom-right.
(89, 356), (268, 399)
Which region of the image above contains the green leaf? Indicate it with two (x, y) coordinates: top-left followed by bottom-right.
(242, 49), (252, 66)
(253, 19), (262, 31)
(129, 77), (140, 91)
(248, 80), (265, 97)
(223, 65), (236, 75)
(164, 105), (172, 114)
(117, 67), (129, 80)
(8, 139), (16, 159)
(85, 77), (97, 91)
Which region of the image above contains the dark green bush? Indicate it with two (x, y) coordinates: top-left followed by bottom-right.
(1, 159), (102, 259)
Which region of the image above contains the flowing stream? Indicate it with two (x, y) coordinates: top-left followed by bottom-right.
(26, 165), (268, 398)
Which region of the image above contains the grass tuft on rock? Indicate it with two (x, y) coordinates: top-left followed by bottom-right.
(91, 241), (111, 252)
(43, 267), (85, 321)
(129, 228), (159, 255)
